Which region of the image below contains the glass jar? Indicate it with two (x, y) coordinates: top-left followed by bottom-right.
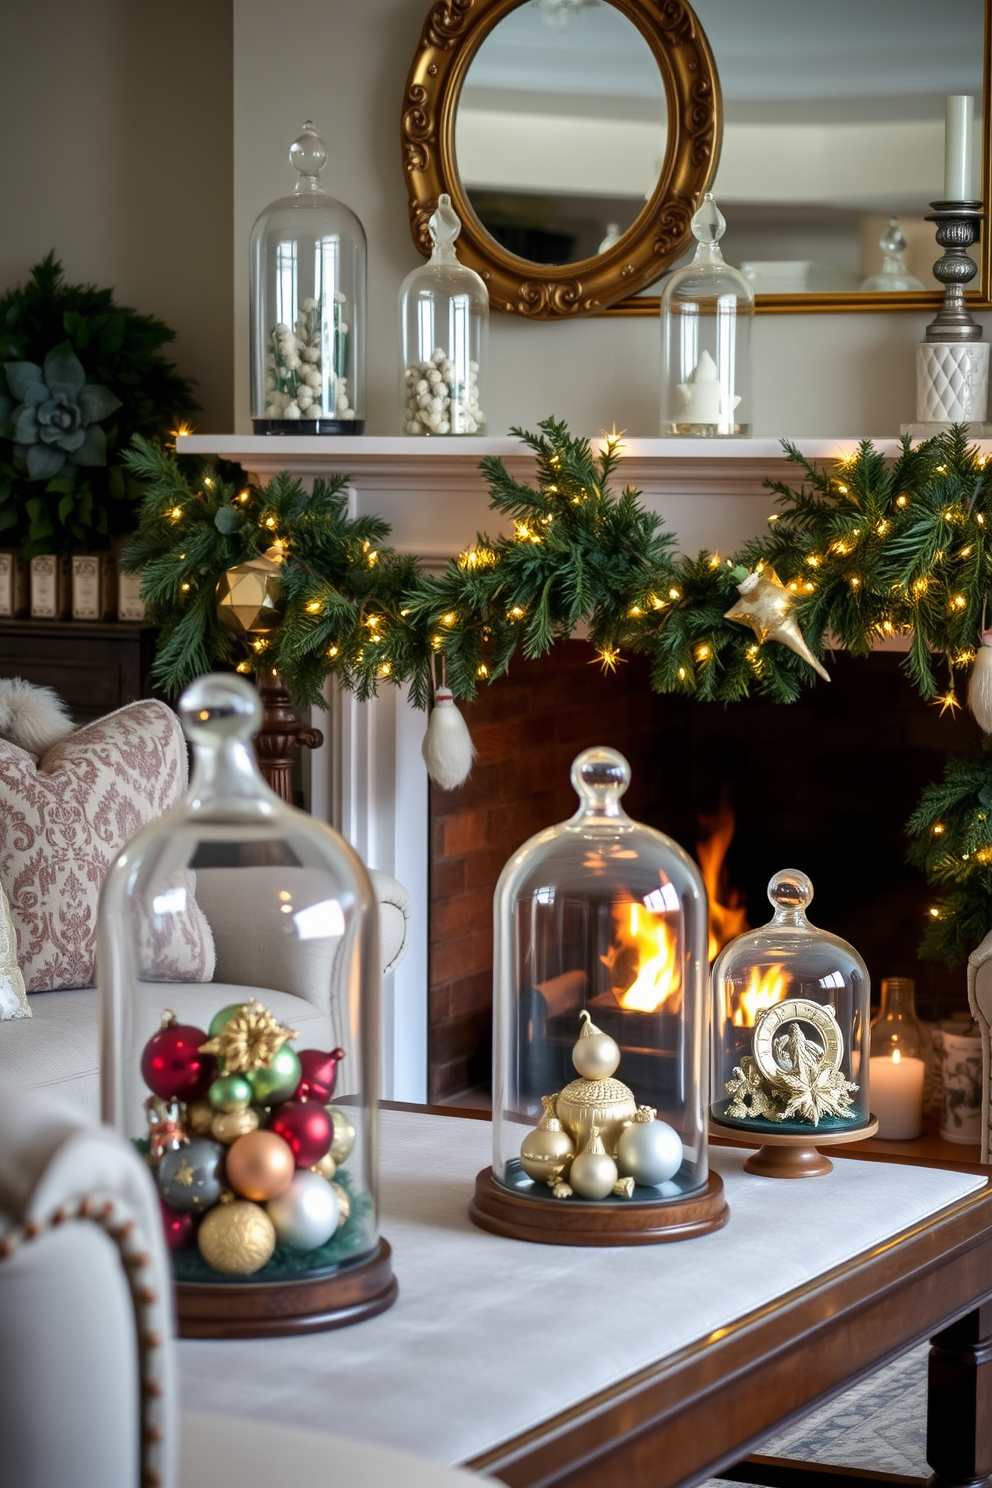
(710, 870), (871, 1135)
(660, 192), (753, 437)
(492, 748), (711, 1209)
(869, 977), (927, 1139)
(98, 674), (389, 1330)
(250, 121), (366, 434)
(398, 194), (488, 435)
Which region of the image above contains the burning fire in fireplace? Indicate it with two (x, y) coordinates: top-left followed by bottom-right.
(696, 799), (750, 962)
(728, 964), (789, 1027)
(602, 900), (682, 1014)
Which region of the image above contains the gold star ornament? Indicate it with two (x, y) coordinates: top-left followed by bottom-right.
(724, 567), (830, 682)
(199, 999), (299, 1075)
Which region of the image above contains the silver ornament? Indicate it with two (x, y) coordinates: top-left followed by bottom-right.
(616, 1107), (683, 1187)
(157, 1138), (225, 1213)
(266, 1171), (340, 1250)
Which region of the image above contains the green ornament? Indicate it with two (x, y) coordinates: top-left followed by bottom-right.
(209, 1074), (251, 1112)
(246, 1046), (301, 1107)
(209, 1002), (247, 1038)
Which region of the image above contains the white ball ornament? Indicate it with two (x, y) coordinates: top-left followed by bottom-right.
(571, 1009), (621, 1080)
(266, 1171), (339, 1250)
(617, 1106), (683, 1187)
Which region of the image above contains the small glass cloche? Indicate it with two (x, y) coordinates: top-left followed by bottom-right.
(399, 194), (488, 435)
(710, 870), (871, 1140)
(473, 747), (728, 1245)
(250, 121), (366, 434)
(660, 192), (753, 438)
(97, 674), (393, 1333)
(860, 219), (924, 292)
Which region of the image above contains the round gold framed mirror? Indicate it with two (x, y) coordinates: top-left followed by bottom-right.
(401, 0), (721, 318)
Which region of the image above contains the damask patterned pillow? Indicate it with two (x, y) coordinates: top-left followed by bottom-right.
(0, 699), (215, 992)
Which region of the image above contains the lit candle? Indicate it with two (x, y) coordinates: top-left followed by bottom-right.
(944, 95), (974, 202)
(868, 1048), (925, 1139)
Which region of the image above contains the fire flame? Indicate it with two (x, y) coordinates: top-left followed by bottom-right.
(697, 800), (749, 961)
(602, 900), (682, 1014)
(728, 964), (789, 1027)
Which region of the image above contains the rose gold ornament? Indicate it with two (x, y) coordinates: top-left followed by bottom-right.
(225, 1129), (295, 1201)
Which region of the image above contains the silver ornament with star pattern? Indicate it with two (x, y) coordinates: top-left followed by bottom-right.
(157, 1138), (226, 1213)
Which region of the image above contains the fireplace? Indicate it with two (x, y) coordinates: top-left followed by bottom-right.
(428, 640), (980, 1102)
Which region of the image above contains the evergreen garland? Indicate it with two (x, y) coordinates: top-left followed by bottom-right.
(123, 418), (992, 964)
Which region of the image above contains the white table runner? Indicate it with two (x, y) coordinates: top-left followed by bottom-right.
(178, 1110), (986, 1466)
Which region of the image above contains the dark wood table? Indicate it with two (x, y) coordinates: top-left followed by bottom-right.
(414, 1105), (992, 1488)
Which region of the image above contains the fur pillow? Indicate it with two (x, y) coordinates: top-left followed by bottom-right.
(0, 699), (215, 992)
(0, 677), (75, 756)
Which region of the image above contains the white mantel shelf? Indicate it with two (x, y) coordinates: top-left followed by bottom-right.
(180, 433), (971, 564)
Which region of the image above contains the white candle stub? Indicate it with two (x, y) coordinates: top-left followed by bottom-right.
(944, 95), (974, 201)
(675, 349), (740, 424)
(869, 1048), (925, 1140)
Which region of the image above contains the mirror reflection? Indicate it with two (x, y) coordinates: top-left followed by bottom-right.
(454, 0), (667, 266)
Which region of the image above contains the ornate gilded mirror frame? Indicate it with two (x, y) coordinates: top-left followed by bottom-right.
(401, 0), (721, 319)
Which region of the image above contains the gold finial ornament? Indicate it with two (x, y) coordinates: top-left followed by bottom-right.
(724, 567), (831, 681)
(571, 1009), (621, 1080)
(199, 999), (299, 1075)
(519, 1093), (574, 1183)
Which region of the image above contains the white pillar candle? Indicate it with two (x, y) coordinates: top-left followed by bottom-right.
(944, 95), (974, 201)
(868, 1050), (925, 1139)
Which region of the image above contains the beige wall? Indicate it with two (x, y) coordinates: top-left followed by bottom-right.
(0, 0), (234, 432)
(233, 0), (990, 441)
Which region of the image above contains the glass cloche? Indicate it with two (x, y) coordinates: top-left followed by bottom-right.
(710, 870), (871, 1139)
(98, 674), (392, 1333)
(660, 192), (753, 438)
(250, 121), (366, 434)
(478, 747), (728, 1244)
(399, 194), (488, 435)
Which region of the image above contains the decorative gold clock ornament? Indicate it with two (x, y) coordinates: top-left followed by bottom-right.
(724, 997), (858, 1128)
(724, 567), (830, 682)
(216, 551), (284, 635)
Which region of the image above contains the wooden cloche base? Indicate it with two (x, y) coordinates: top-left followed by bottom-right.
(176, 1238), (397, 1339)
(469, 1168), (729, 1246)
(711, 1117), (880, 1179)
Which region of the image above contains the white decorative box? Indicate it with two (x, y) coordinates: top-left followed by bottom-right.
(72, 554), (118, 621)
(30, 555), (71, 619)
(117, 566), (146, 622)
(0, 552), (30, 618)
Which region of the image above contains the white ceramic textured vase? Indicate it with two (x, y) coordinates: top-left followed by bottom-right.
(916, 342), (990, 422)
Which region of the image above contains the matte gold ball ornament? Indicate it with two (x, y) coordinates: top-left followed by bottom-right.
(568, 1120), (618, 1200)
(326, 1105), (356, 1165)
(519, 1093), (574, 1183)
(197, 1198), (277, 1276)
(571, 1009), (621, 1080)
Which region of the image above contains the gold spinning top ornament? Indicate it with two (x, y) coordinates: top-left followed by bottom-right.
(724, 566), (830, 681)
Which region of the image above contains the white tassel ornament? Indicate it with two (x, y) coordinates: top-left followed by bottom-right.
(422, 685), (476, 789)
(968, 630), (992, 734)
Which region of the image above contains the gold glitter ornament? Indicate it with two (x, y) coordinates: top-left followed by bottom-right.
(211, 1106), (260, 1145)
(571, 1009), (621, 1081)
(197, 1199), (276, 1275)
(331, 1182), (350, 1227)
(199, 999), (299, 1076)
(519, 1094), (574, 1183)
(569, 1120), (618, 1200)
(186, 1099), (216, 1137)
(724, 567), (830, 681)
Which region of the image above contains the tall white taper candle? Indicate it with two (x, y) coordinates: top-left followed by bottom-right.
(944, 95), (974, 201)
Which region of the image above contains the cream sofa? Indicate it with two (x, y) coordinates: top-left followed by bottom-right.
(0, 867), (409, 1119)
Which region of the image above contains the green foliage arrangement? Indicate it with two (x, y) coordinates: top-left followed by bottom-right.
(123, 417), (992, 963)
(0, 254), (198, 556)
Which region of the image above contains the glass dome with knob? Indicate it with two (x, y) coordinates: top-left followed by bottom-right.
(97, 674), (395, 1335)
(399, 194), (488, 435)
(470, 746), (729, 1245)
(660, 192), (753, 438)
(710, 869), (875, 1178)
(250, 121), (366, 434)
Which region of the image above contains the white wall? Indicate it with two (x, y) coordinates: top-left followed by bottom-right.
(233, 0), (989, 442)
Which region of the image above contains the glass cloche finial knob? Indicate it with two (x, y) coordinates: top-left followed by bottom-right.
(570, 746), (631, 808)
(767, 868), (814, 913)
(429, 193), (462, 251)
(178, 673), (261, 749)
(290, 120), (327, 177)
(691, 191), (726, 246)
(880, 217), (907, 257)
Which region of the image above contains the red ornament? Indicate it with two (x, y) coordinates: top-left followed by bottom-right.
(141, 1011), (216, 1101)
(295, 1047), (345, 1104)
(268, 1100), (332, 1167)
(159, 1196), (197, 1251)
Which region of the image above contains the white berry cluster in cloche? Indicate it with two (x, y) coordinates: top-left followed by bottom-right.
(263, 296), (355, 421)
(403, 348), (485, 434)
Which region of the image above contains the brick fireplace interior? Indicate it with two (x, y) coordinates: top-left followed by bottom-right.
(428, 641), (981, 1103)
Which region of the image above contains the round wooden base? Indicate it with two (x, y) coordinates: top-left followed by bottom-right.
(469, 1168), (728, 1246)
(711, 1117), (879, 1179)
(176, 1238), (397, 1338)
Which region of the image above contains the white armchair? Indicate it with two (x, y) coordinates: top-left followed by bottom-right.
(967, 929), (992, 1161)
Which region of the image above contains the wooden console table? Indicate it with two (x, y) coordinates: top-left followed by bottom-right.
(0, 618), (156, 724)
(178, 1106), (992, 1488)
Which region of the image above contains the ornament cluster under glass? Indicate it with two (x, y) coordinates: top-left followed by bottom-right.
(398, 194), (488, 435)
(492, 748), (712, 1212)
(250, 122), (366, 434)
(98, 674), (385, 1308)
(710, 870), (871, 1136)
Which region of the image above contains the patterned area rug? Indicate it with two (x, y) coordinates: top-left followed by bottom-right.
(709, 1343), (928, 1484)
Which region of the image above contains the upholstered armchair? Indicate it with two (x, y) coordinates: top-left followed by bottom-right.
(967, 930), (992, 1161)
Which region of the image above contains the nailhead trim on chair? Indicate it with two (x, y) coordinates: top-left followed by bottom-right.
(0, 1193), (168, 1487)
